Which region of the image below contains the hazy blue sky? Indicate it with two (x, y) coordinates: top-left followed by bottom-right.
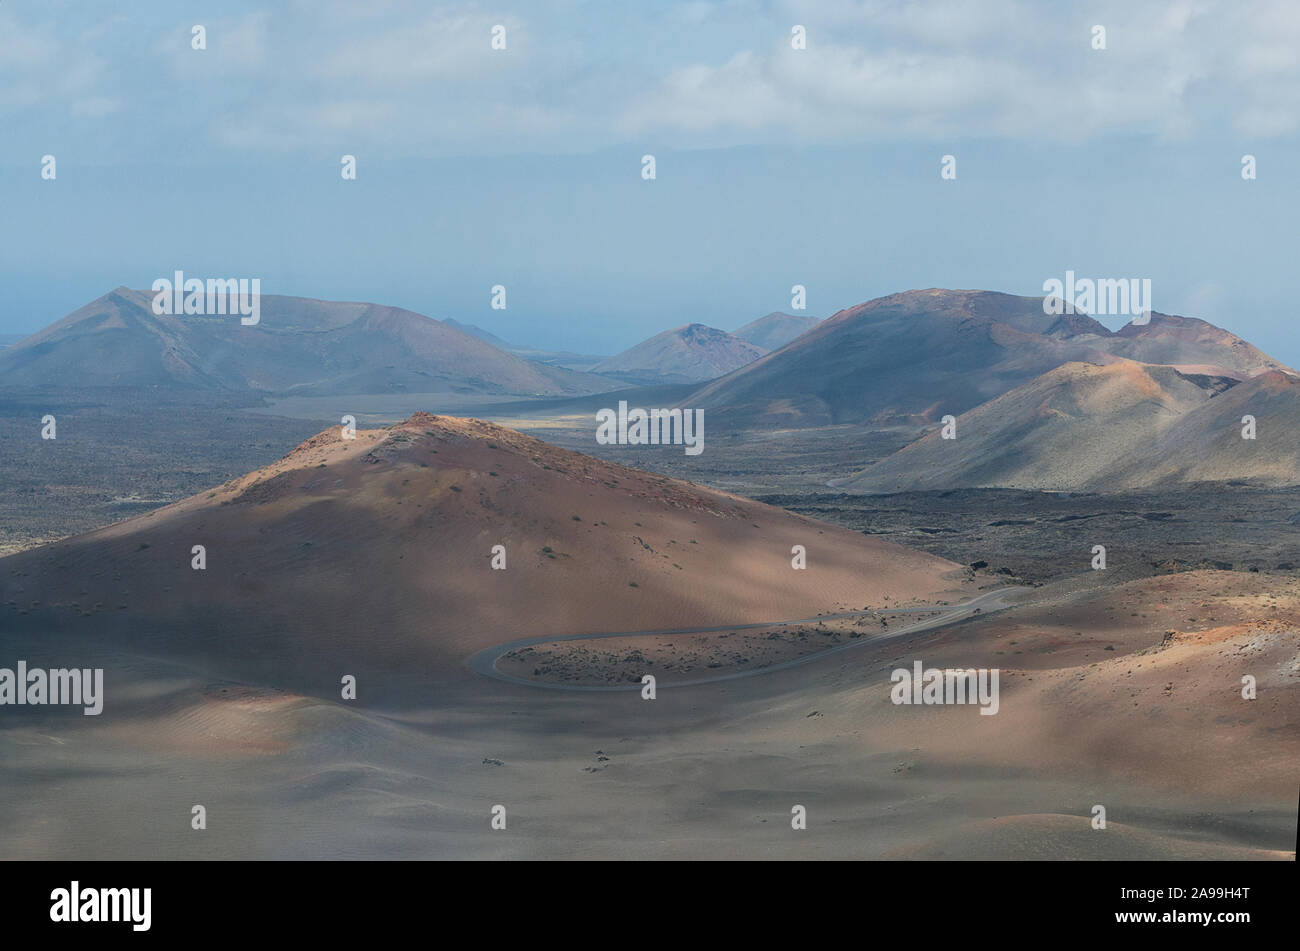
(3, 1), (1298, 364)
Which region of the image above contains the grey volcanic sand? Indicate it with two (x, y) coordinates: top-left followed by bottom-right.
(1, 417), (1293, 860)
(1, 581), (1292, 860)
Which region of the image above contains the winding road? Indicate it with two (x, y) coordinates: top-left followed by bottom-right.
(469, 586), (1028, 692)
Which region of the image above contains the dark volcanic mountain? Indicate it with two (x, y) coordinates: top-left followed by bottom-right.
(0, 288), (611, 396)
(592, 323), (767, 384)
(732, 312), (821, 351)
(687, 289), (1291, 429)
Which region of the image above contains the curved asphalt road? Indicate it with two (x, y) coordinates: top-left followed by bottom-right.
(469, 586), (1028, 692)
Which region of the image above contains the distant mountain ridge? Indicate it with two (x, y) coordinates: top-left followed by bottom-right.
(0, 288), (613, 396)
(687, 289), (1292, 429)
(592, 322), (767, 384)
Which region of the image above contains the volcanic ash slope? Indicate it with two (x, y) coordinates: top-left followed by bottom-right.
(1, 413), (971, 700)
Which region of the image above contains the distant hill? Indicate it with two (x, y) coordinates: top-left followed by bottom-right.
(1049, 309), (1290, 378)
(687, 289), (1292, 429)
(843, 361), (1300, 492)
(732, 312), (821, 351)
(1107, 369), (1300, 487)
(688, 290), (1118, 428)
(592, 323), (767, 384)
(841, 361), (1227, 492)
(0, 288), (612, 396)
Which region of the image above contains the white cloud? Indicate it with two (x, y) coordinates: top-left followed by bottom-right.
(619, 0), (1300, 145)
(0, 13), (59, 68)
(2, 0), (1296, 157)
(160, 12), (270, 78)
(307, 99), (398, 133)
(312, 12), (527, 84)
